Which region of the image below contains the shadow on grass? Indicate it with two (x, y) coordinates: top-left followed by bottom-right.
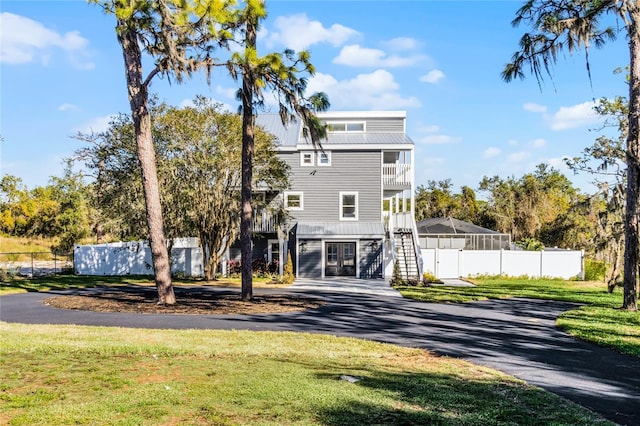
(307, 366), (609, 425)
(0, 275), (153, 293)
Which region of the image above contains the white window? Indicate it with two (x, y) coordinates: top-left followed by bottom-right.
(267, 240), (280, 264)
(340, 192), (358, 220)
(318, 151), (331, 166)
(327, 122), (365, 133)
(300, 151), (315, 166)
(284, 191), (303, 210)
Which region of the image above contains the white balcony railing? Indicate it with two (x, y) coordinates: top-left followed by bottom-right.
(382, 163), (411, 187)
(253, 210), (278, 233)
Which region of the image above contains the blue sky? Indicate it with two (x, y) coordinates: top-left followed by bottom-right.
(0, 0), (629, 196)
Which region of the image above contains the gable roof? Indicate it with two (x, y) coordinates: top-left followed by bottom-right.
(416, 217), (499, 235)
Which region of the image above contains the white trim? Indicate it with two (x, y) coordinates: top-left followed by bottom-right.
(284, 191), (304, 210)
(317, 111), (406, 119)
(295, 143), (414, 151)
(267, 239), (279, 263)
(339, 192), (358, 221)
(317, 151), (332, 166)
(300, 151), (315, 167)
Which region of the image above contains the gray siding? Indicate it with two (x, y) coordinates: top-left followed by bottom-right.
(280, 150), (382, 222)
(322, 117), (404, 133)
(365, 118), (404, 133)
(297, 239), (322, 277)
(359, 239), (384, 278)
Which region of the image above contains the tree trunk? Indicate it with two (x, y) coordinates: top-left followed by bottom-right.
(623, 4), (640, 310)
(240, 71), (255, 301)
(117, 22), (175, 305)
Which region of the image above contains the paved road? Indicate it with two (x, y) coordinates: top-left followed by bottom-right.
(1, 285), (639, 425)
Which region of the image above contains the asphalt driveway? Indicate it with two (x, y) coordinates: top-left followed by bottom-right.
(1, 285), (639, 425)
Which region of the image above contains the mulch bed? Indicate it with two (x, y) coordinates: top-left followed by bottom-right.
(44, 287), (324, 315)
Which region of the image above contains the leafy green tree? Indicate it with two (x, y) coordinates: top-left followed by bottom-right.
(503, 0), (638, 309)
(229, 0), (329, 300)
(75, 100), (289, 280)
(478, 165), (581, 245)
(91, 0), (237, 304)
(48, 164), (91, 252)
(567, 94), (628, 291)
(153, 100), (289, 279)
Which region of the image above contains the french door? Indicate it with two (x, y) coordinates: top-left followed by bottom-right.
(325, 242), (356, 276)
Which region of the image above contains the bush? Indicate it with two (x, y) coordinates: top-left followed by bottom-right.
(422, 271), (442, 285)
(584, 259), (606, 282)
(389, 260), (407, 286)
(282, 252), (294, 285)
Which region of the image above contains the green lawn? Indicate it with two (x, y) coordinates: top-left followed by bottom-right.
(0, 323), (612, 425)
(0, 274), (285, 295)
(397, 278), (640, 357)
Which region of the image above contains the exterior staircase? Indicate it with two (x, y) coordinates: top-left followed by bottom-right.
(394, 228), (419, 281)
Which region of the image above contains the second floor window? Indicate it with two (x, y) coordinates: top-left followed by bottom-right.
(340, 192), (358, 220)
(284, 192), (303, 210)
(300, 152), (314, 166)
(318, 151), (331, 166)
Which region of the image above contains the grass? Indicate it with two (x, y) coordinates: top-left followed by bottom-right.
(397, 278), (640, 357)
(0, 323), (612, 425)
(0, 274), (288, 295)
(0, 236), (55, 255)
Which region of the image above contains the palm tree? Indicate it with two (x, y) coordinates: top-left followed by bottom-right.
(228, 0), (329, 300)
(502, 0), (639, 311)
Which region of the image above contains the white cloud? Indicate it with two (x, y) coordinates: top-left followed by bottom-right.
(333, 44), (426, 68)
(381, 37), (420, 51)
(507, 151), (530, 163)
(550, 101), (600, 130)
(307, 70), (420, 109)
(417, 134), (462, 145)
(523, 102), (547, 113)
(0, 12), (94, 69)
(531, 138), (546, 148)
(216, 85), (238, 100)
(483, 147), (501, 158)
(58, 103), (79, 111)
(420, 69), (445, 84)
(73, 115), (114, 134)
(266, 14), (359, 51)
(419, 124), (440, 133)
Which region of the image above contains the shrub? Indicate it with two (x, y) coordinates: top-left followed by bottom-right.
(282, 252), (294, 285)
(389, 260), (406, 286)
(422, 271), (442, 285)
(584, 259), (606, 282)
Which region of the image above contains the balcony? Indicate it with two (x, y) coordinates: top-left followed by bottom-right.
(253, 210), (278, 233)
(382, 163), (411, 189)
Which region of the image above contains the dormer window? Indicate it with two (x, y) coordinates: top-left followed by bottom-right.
(327, 122), (365, 132)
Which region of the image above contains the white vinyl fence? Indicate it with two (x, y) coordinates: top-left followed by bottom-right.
(74, 240), (204, 277)
(421, 248), (584, 280)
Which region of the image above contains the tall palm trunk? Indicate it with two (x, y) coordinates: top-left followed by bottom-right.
(240, 16), (257, 301)
(117, 22), (175, 305)
(624, 3), (640, 310)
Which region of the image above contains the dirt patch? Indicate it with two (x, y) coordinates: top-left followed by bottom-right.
(44, 287), (323, 315)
